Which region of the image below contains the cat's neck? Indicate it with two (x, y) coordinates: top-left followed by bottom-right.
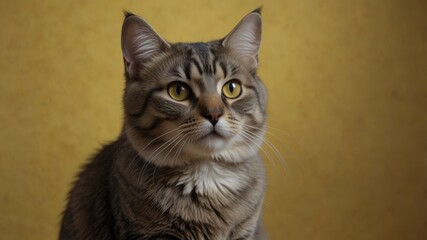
(170, 159), (252, 198)
(113, 136), (258, 199)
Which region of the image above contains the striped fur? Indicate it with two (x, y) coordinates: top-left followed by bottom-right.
(60, 8), (267, 240)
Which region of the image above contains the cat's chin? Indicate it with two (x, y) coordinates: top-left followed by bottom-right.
(192, 132), (228, 153)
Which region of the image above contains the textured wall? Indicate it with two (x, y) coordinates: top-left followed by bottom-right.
(1, 0), (426, 239)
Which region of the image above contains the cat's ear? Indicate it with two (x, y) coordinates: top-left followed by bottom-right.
(222, 9), (262, 69)
(121, 12), (170, 75)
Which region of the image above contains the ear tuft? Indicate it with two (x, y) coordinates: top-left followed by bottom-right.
(121, 14), (170, 75)
(252, 7), (262, 15)
(222, 10), (262, 69)
(123, 10), (135, 18)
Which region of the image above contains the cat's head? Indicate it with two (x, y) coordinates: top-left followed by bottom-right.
(121, 9), (267, 166)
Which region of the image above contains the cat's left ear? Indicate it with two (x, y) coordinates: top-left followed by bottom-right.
(121, 12), (170, 75)
(222, 9), (262, 69)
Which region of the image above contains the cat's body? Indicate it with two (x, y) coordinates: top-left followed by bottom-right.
(60, 135), (266, 240)
(60, 9), (268, 240)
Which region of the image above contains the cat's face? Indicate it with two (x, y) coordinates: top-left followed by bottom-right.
(121, 10), (267, 166)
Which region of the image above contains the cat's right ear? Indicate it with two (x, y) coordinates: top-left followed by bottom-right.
(121, 12), (170, 75)
(221, 9), (262, 69)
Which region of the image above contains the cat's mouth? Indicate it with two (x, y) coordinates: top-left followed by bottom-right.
(201, 129), (224, 140)
(194, 128), (228, 152)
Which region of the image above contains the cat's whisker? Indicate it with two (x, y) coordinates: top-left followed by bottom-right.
(264, 117), (301, 143)
(173, 134), (195, 165)
(146, 128), (186, 157)
(263, 137), (289, 174)
(172, 136), (187, 165)
(126, 153), (141, 172)
(148, 129), (193, 165)
(240, 123), (298, 163)
(139, 132), (185, 184)
(240, 122), (292, 139)
(148, 132), (184, 163)
(240, 132), (276, 168)
(137, 156), (152, 187)
(163, 131), (192, 163)
(263, 130), (297, 163)
(236, 127), (277, 169)
(240, 122), (292, 142)
(134, 128), (184, 182)
(150, 124), (198, 174)
(141, 127), (183, 152)
(241, 127), (289, 175)
(235, 125), (275, 165)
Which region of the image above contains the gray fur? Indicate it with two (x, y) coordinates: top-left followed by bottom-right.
(60, 9), (268, 240)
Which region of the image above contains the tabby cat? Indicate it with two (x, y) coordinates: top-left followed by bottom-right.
(60, 8), (268, 240)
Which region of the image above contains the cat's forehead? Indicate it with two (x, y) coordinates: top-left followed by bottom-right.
(173, 42), (216, 59)
(170, 42), (242, 84)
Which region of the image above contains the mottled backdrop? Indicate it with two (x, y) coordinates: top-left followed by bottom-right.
(0, 0), (426, 239)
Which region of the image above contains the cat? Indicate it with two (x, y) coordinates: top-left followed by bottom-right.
(60, 8), (268, 240)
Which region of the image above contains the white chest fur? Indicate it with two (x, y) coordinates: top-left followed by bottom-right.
(174, 160), (248, 197)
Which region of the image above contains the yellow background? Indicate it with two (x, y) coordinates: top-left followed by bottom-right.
(1, 0), (426, 239)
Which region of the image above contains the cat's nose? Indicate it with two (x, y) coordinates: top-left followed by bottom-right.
(202, 109), (223, 126)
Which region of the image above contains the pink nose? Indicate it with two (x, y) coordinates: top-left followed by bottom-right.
(202, 109), (223, 126)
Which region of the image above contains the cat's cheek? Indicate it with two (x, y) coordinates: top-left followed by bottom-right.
(251, 108), (265, 126)
(214, 120), (233, 138)
(237, 107), (265, 129)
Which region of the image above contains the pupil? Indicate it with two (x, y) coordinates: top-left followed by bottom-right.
(229, 83), (235, 93)
(176, 86), (182, 95)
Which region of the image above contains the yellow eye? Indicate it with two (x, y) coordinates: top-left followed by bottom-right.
(168, 82), (190, 101)
(222, 80), (242, 99)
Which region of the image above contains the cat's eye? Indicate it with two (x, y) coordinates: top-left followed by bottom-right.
(168, 82), (190, 101)
(222, 80), (242, 99)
